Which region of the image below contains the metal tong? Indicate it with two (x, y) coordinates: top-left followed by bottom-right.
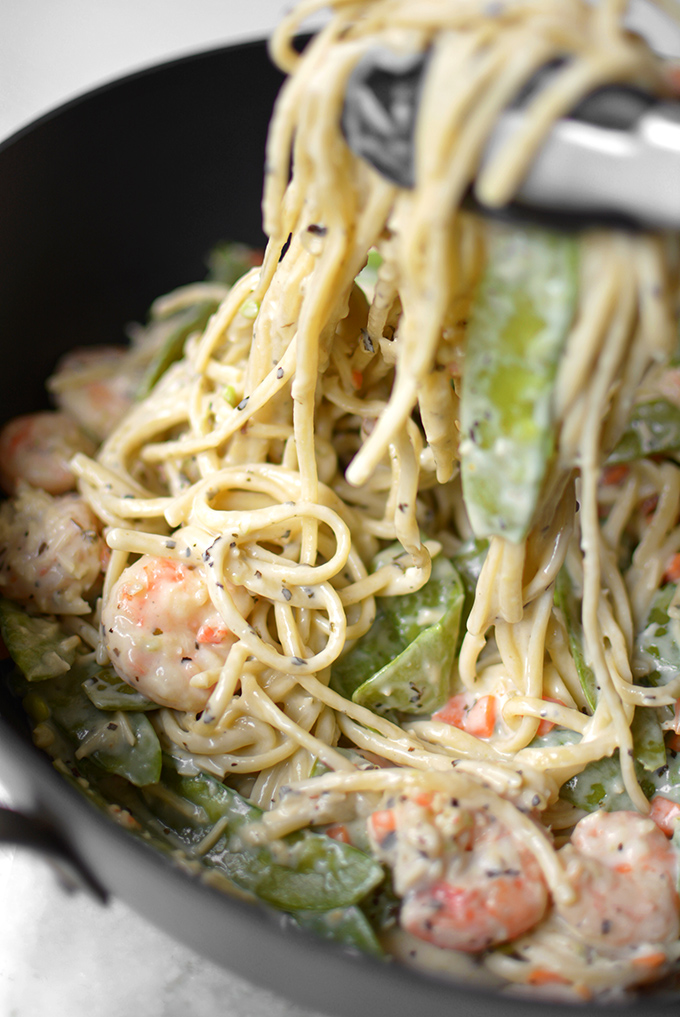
(341, 48), (680, 229)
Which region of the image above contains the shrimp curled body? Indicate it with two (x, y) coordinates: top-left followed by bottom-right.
(48, 346), (141, 442)
(368, 791), (549, 953)
(556, 810), (680, 954)
(102, 555), (252, 713)
(0, 484), (107, 614)
(0, 411), (95, 495)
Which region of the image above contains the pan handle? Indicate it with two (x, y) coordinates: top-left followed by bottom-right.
(0, 804), (108, 901)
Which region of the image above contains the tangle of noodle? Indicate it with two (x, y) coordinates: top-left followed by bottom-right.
(56, 0), (680, 999)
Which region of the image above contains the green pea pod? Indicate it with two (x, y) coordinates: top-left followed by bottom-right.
(607, 398), (680, 464)
(451, 538), (488, 636)
(82, 667), (157, 712)
(561, 707), (672, 812)
(293, 907), (384, 957)
(137, 300), (220, 397)
(330, 555), (464, 716)
(143, 763), (384, 912)
(24, 669), (161, 786)
(355, 248), (383, 302)
(653, 753), (680, 807)
(460, 223), (578, 542)
(529, 726), (580, 750)
(636, 583), (680, 686)
(205, 240), (262, 285)
(5, 618), (163, 787)
(40, 755), (387, 955)
(561, 753), (636, 813)
(554, 567), (598, 711)
(0, 598), (80, 681)
(631, 706), (667, 773)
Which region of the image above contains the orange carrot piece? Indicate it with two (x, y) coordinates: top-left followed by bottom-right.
(412, 791), (435, 808)
(369, 809), (396, 845)
(325, 823), (352, 844)
(631, 951), (667, 969)
(464, 695), (496, 738)
(433, 693), (467, 728)
(664, 552), (680, 584)
(536, 697), (566, 737)
(601, 464), (629, 486)
(649, 794), (680, 837)
(196, 621), (230, 644)
(434, 692), (496, 738)
(527, 969), (571, 986)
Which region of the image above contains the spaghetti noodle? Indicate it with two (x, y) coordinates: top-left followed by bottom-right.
(3, 0), (680, 1001)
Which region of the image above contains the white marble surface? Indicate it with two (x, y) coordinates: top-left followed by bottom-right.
(0, 830), (318, 1017)
(0, 6), (326, 1015)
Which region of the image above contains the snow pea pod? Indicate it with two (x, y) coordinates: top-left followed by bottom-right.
(636, 583), (680, 686)
(47, 756), (386, 954)
(331, 554), (464, 716)
(608, 398), (680, 464)
(460, 223), (578, 542)
(205, 240), (262, 286)
(143, 763), (385, 912)
(81, 667), (157, 712)
(18, 667), (162, 786)
(554, 566), (598, 711)
(561, 707), (672, 813)
(137, 299), (220, 397)
(0, 598), (80, 681)
(451, 537), (488, 628)
(2, 601), (162, 786)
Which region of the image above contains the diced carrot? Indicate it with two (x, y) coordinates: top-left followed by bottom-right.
(649, 794), (680, 837)
(663, 552), (680, 585)
(631, 951), (667, 969)
(601, 464), (629, 486)
(196, 620), (230, 644)
(325, 823), (351, 844)
(433, 692), (496, 739)
(536, 697), (566, 737)
(433, 693), (467, 728)
(668, 732), (680, 753)
(368, 809), (396, 845)
(351, 369), (363, 390)
(527, 969), (570, 986)
(464, 695), (496, 738)
(412, 791), (435, 808)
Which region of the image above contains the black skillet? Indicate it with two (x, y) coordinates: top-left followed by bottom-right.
(0, 37), (678, 1017)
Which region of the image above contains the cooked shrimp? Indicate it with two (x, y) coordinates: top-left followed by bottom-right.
(0, 411), (95, 495)
(556, 810), (680, 953)
(102, 555), (253, 713)
(368, 790), (549, 952)
(0, 483), (107, 614)
(48, 346), (140, 442)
